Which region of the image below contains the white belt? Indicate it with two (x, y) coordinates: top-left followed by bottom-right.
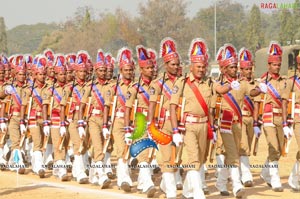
(185, 115), (208, 123)
(165, 110), (170, 117)
(273, 108), (282, 113)
(75, 106), (80, 110)
(116, 111), (124, 118)
(12, 112), (20, 116)
(142, 111), (148, 116)
(92, 109), (102, 114)
(36, 112), (42, 116)
(295, 108), (300, 114)
(242, 110), (251, 116)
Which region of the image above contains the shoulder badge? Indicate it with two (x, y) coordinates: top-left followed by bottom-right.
(106, 89), (111, 97)
(149, 87), (155, 95)
(126, 91), (131, 100)
(172, 85), (179, 94)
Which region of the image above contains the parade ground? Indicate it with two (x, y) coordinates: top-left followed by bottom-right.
(0, 131), (298, 199)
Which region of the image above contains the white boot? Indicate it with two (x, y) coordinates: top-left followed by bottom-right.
(269, 161), (282, 189)
(230, 167), (245, 197)
(44, 144), (53, 166)
(160, 172), (176, 198)
(103, 152), (112, 174)
(116, 158), (132, 187)
(0, 148), (6, 166)
(137, 162), (154, 192)
(288, 160), (300, 190)
(183, 170), (205, 199)
(89, 160), (97, 184)
(73, 155), (88, 183)
(215, 155), (229, 192)
(57, 160), (67, 179)
(95, 161), (110, 188)
(175, 168), (183, 188)
(82, 151), (90, 170)
(240, 156), (253, 184)
(260, 159), (271, 186)
(32, 151), (44, 174)
(199, 165), (208, 191)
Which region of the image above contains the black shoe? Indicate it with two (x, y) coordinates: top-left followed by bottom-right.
(144, 186), (156, 198)
(220, 191), (230, 196)
(153, 167), (161, 174)
(5, 150), (11, 161)
(0, 163), (6, 171)
(121, 182), (131, 192)
(176, 184), (183, 190)
(267, 183), (272, 187)
(106, 172), (116, 179)
(18, 168), (26, 174)
(244, 180), (253, 187)
(235, 188), (245, 198)
(85, 169), (89, 176)
(130, 158), (138, 168)
(78, 177), (89, 184)
(272, 187), (283, 192)
(47, 161), (53, 170)
(203, 187), (210, 195)
(100, 179), (111, 189)
(182, 195), (193, 199)
(38, 169), (45, 178)
(292, 187), (300, 192)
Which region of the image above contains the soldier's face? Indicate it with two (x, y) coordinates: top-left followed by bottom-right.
(268, 62), (281, 74)
(191, 62), (207, 79)
(140, 65), (154, 79)
(153, 70), (158, 79)
(47, 66), (55, 77)
(106, 68), (113, 80)
(66, 71), (74, 82)
(16, 71), (26, 83)
(96, 67), (107, 80)
(121, 65), (133, 80)
(0, 70), (5, 81)
(36, 72), (46, 83)
(165, 58), (180, 75)
(4, 69), (10, 79)
(56, 72), (66, 83)
(240, 67), (253, 79)
(76, 69), (87, 81)
(226, 64), (238, 78)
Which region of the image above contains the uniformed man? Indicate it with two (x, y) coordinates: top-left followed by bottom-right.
(214, 44), (264, 197)
(254, 41), (290, 192)
(147, 37), (180, 199)
(287, 52), (300, 191)
(238, 48), (257, 187)
(1, 55), (27, 174)
(124, 45), (156, 197)
(109, 47), (134, 192)
(170, 38), (214, 199)
(19, 55), (49, 178)
(65, 53), (76, 84)
(44, 49), (56, 85)
(60, 51), (90, 184)
(42, 54), (69, 181)
(148, 48), (159, 80)
(78, 49), (111, 188)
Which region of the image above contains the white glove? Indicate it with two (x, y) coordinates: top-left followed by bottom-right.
(259, 83), (268, 93)
(4, 85), (14, 95)
(78, 127), (86, 139)
(213, 131), (217, 144)
(230, 80), (240, 90)
(60, 126), (66, 137)
(125, 132), (132, 145)
(283, 126), (292, 138)
(172, 133), (183, 147)
(0, 122), (7, 132)
(20, 124), (27, 135)
(43, 126), (50, 136)
(253, 126), (261, 138)
(102, 127), (110, 139)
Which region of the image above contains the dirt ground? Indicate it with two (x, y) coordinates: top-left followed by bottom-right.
(0, 132), (299, 199)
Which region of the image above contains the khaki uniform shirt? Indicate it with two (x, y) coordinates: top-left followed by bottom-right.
(170, 73), (213, 116)
(125, 79), (151, 109)
(42, 82), (65, 109)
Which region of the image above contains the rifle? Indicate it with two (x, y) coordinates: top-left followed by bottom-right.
(83, 74), (95, 120)
(65, 78), (76, 121)
(209, 74), (223, 163)
(48, 78), (56, 118)
(154, 72), (166, 124)
(253, 72), (268, 156)
(103, 74), (120, 154)
(287, 64), (297, 122)
(20, 79), (36, 148)
(172, 73), (188, 164)
(123, 75), (140, 162)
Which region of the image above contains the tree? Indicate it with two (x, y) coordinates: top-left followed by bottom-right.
(0, 17), (8, 53)
(246, 5), (264, 53)
(279, 9), (294, 45)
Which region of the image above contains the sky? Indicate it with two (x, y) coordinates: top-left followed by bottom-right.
(0, 0), (296, 29)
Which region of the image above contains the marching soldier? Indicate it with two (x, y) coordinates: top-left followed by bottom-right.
(78, 49), (111, 188)
(238, 48), (257, 187)
(20, 55), (49, 178)
(1, 55), (27, 174)
(42, 54), (69, 181)
(44, 49), (56, 85)
(110, 47), (134, 192)
(254, 41), (290, 192)
(124, 45), (156, 197)
(170, 38), (214, 199)
(148, 48), (159, 80)
(147, 37), (180, 199)
(65, 53), (76, 84)
(287, 52), (300, 191)
(60, 51), (90, 184)
(214, 44), (263, 197)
